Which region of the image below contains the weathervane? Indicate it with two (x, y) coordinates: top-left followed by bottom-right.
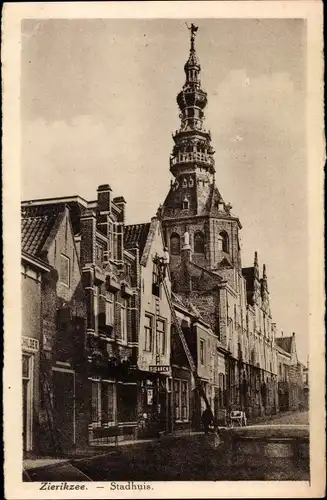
(186, 22), (199, 50)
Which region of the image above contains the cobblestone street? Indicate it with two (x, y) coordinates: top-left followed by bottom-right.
(252, 410), (309, 426)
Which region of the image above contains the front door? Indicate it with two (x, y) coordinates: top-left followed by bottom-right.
(53, 369), (75, 452)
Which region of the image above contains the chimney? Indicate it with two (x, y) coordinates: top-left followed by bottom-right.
(113, 196), (126, 223)
(97, 184), (112, 213)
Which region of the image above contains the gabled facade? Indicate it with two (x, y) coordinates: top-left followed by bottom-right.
(276, 333), (304, 412)
(21, 204), (88, 455)
(124, 217), (172, 436)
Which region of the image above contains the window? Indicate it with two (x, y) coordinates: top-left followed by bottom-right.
(91, 381), (101, 423)
(144, 314), (153, 352)
(157, 319), (166, 355)
(174, 379), (189, 421)
(182, 197), (189, 210)
(124, 262), (131, 277)
(182, 177), (188, 188)
(101, 381), (116, 423)
(194, 231), (204, 253)
(94, 286), (99, 334)
(200, 339), (205, 365)
(96, 243), (104, 263)
(120, 299), (128, 342)
(106, 292), (115, 326)
(152, 262), (160, 297)
(91, 380), (116, 424)
(181, 381), (189, 420)
(217, 231), (229, 253)
(60, 254), (70, 287)
(189, 177), (194, 187)
(170, 233), (180, 255)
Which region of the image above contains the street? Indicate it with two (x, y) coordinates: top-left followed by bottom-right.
(260, 410), (309, 425)
(24, 411), (309, 482)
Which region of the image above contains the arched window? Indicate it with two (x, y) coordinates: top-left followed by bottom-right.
(218, 231), (229, 253)
(170, 233), (180, 255)
(194, 231), (205, 253)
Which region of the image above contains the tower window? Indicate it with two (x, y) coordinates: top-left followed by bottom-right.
(218, 231), (229, 253)
(182, 197), (189, 210)
(189, 177), (194, 188)
(182, 178), (188, 188)
(194, 231), (205, 254)
(170, 233), (180, 255)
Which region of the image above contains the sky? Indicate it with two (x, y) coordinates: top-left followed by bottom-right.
(21, 18), (308, 362)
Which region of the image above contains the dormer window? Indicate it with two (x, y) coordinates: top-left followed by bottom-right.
(182, 197), (189, 210)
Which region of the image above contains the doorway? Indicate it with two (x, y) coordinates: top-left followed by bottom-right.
(52, 369), (75, 452)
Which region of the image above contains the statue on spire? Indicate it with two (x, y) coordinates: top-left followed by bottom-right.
(186, 23), (199, 51)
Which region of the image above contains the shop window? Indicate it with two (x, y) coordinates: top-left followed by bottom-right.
(60, 254), (70, 287)
(170, 233), (180, 255)
(174, 379), (189, 421)
(117, 384), (137, 422)
(91, 380), (116, 425)
(194, 231), (204, 253)
(144, 314), (153, 352)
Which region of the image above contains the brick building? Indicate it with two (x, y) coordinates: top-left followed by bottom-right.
(158, 25), (279, 419)
(21, 204), (89, 455)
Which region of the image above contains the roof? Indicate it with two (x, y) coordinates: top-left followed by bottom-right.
(275, 336), (293, 354)
(124, 223), (151, 257)
(21, 204), (65, 261)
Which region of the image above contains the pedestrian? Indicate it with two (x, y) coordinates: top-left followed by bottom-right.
(201, 407), (214, 435)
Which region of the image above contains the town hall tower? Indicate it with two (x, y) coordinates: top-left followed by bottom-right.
(159, 25), (242, 280)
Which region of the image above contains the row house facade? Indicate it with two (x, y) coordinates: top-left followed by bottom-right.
(275, 333), (305, 412)
(21, 187), (176, 449)
(21, 204), (89, 456)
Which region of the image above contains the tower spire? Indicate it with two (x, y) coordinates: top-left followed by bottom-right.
(169, 25), (215, 179)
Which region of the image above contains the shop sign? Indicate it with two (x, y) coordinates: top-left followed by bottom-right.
(22, 336), (39, 352)
(149, 365), (170, 373)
